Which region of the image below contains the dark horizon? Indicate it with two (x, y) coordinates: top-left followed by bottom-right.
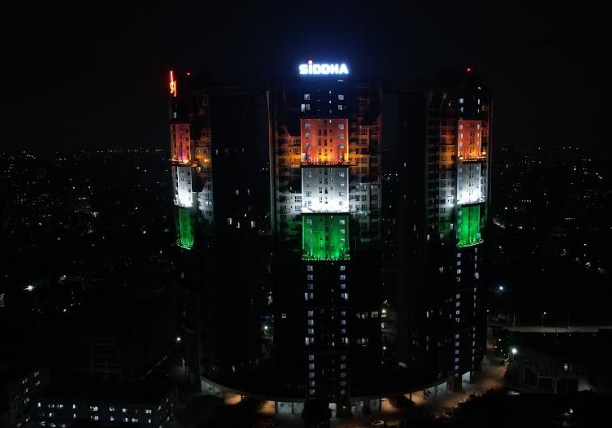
(2, 2), (611, 153)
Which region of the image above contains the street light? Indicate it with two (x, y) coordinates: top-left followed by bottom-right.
(511, 347), (518, 356)
(541, 311), (547, 328)
(498, 285), (505, 292)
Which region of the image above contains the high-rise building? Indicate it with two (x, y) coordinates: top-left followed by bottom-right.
(169, 64), (491, 416)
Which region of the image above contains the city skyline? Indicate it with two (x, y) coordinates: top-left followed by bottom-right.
(3, 3), (612, 427)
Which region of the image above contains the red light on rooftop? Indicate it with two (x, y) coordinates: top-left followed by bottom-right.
(169, 70), (177, 97)
(186, 72), (191, 76)
(466, 67), (472, 73)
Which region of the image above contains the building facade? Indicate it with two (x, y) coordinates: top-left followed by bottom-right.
(169, 64), (492, 414)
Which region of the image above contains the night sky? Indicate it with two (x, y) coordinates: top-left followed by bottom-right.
(3, 2), (611, 153)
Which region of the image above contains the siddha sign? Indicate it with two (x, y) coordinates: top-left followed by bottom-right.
(299, 60), (349, 75)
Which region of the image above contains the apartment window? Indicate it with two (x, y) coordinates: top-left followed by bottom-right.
(338, 123), (345, 129)
(309, 354), (315, 361)
(338, 134), (345, 139)
(305, 133), (311, 140)
(307, 265), (313, 271)
(308, 319), (314, 326)
(338, 94), (344, 100)
(339, 275), (346, 280)
(338, 105), (343, 110)
(305, 123), (311, 129)
(304, 94), (310, 100)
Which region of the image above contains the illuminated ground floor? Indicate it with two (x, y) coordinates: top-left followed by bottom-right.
(199, 370), (479, 418)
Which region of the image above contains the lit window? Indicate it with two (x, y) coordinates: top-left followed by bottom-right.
(304, 94), (310, 100)
(338, 105), (343, 110)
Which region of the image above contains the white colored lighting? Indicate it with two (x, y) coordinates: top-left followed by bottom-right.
(511, 347), (518, 355)
(299, 61), (349, 75)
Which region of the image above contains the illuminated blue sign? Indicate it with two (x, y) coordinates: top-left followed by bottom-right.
(299, 60), (349, 76)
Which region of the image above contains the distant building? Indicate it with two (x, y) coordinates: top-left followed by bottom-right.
(511, 329), (612, 394)
(0, 365), (49, 428)
(34, 381), (174, 428)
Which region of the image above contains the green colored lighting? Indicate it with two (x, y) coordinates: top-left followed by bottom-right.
(176, 207), (195, 250)
(302, 214), (350, 261)
(457, 204), (483, 248)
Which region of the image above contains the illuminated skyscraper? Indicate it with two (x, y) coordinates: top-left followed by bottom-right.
(168, 64), (491, 415)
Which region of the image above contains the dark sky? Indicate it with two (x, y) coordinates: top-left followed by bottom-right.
(2, 2), (611, 152)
